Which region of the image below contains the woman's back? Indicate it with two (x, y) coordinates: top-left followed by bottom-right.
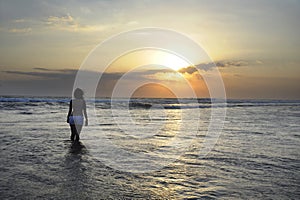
(72, 99), (85, 116)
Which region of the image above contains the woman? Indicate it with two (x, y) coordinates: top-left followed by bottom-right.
(67, 88), (88, 141)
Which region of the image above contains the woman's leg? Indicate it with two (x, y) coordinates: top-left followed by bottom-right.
(70, 125), (77, 141)
(75, 125), (82, 141)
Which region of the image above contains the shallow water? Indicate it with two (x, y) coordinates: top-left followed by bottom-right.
(0, 97), (299, 199)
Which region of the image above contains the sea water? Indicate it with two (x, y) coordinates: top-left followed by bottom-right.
(0, 97), (299, 199)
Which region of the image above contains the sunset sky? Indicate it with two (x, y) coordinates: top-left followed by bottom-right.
(0, 0), (299, 99)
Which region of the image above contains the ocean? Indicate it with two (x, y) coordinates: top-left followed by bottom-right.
(0, 96), (299, 199)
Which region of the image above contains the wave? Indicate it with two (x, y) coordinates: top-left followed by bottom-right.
(127, 102), (300, 110)
(19, 111), (33, 115)
(0, 97), (69, 103)
(1, 96), (299, 110)
(129, 102), (152, 109)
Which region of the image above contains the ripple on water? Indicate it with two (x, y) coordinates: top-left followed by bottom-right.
(1, 99), (300, 199)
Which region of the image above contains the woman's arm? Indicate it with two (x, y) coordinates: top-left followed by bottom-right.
(67, 100), (72, 123)
(83, 100), (88, 126)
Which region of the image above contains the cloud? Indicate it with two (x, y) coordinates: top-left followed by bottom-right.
(46, 14), (75, 26)
(1, 68), (76, 96)
(4, 68), (76, 79)
(223, 74), (300, 99)
(138, 68), (174, 75)
(145, 72), (183, 82)
(8, 18), (35, 34)
(33, 67), (55, 71)
(174, 60), (250, 74)
(1, 68), (119, 96)
(193, 60), (249, 71)
(8, 27), (32, 33)
(218, 60), (248, 67)
(80, 7), (92, 15)
(195, 62), (216, 71)
(127, 21), (139, 26)
(4, 67), (126, 81)
(45, 13), (109, 32)
(2, 67), (187, 96)
(256, 60), (263, 64)
(13, 19), (26, 23)
(178, 66), (197, 74)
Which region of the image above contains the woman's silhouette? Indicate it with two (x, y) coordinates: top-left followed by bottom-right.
(67, 88), (88, 141)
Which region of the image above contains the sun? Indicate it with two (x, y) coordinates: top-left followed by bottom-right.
(152, 50), (190, 71)
(106, 49), (191, 74)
